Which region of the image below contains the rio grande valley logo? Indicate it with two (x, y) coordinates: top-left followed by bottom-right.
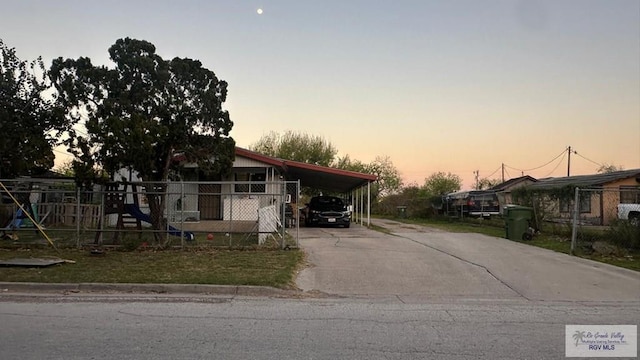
(566, 325), (637, 358)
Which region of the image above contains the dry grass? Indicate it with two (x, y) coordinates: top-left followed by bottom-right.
(0, 247), (304, 288)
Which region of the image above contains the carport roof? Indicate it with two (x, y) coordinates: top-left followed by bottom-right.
(235, 147), (377, 193)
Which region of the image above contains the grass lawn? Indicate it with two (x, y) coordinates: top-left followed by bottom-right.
(381, 216), (640, 272)
(0, 247), (305, 288)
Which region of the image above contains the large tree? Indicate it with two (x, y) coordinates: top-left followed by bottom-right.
(250, 130), (337, 166)
(50, 38), (235, 244)
(337, 155), (402, 198)
(367, 156), (402, 197)
(0, 39), (66, 178)
(421, 172), (462, 197)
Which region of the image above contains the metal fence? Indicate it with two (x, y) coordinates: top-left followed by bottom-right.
(1, 179), (300, 249)
(570, 187), (640, 254)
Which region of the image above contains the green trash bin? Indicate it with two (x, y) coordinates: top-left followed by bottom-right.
(397, 206), (407, 218)
(504, 205), (534, 240)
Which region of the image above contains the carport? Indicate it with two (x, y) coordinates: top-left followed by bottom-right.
(235, 148), (377, 226)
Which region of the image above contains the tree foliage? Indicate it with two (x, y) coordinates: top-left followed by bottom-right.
(250, 130), (337, 167)
(50, 38), (235, 244)
(336, 154), (402, 199)
(597, 163), (624, 174)
(334, 154), (368, 173)
(51, 38), (235, 183)
(0, 39), (66, 178)
(478, 178), (502, 190)
(421, 172), (462, 197)
(364, 156), (402, 197)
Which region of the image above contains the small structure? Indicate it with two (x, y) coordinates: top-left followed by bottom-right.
(491, 175), (538, 208)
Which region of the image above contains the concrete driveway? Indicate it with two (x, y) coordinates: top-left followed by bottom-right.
(295, 219), (640, 303)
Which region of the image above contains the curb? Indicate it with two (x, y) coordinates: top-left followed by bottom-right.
(0, 282), (300, 297)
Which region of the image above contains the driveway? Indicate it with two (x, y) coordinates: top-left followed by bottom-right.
(295, 219), (640, 303)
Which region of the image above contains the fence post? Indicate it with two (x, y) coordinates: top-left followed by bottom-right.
(281, 181), (286, 250)
(296, 180), (300, 247)
(570, 187), (580, 255)
(76, 186), (81, 248)
(180, 180), (185, 249)
(229, 190), (233, 247)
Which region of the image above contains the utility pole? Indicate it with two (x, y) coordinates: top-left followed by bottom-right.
(567, 146), (572, 177)
(501, 163), (505, 183)
(473, 170), (479, 190)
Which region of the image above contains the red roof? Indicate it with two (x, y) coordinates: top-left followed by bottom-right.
(235, 147), (376, 193)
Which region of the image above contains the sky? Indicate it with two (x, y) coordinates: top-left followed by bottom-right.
(2, 0), (639, 189)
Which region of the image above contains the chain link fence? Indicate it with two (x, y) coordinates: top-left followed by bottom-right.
(571, 187), (640, 255)
(1, 179), (300, 249)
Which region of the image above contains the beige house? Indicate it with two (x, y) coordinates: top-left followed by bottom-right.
(524, 169), (640, 225)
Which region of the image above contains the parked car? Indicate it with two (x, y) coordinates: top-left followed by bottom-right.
(618, 203), (640, 226)
(443, 190), (501, 218)
(304, 196), (351, 228)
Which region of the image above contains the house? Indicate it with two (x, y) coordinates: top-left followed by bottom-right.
(490, 175), (538, 207)
(115, 147), (377, 228)
(522, 169), (640, 225)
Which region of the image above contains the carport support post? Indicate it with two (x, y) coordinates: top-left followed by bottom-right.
(355, 187), (361, 225)
(352, 188), (358, 224)
(367, 181), (371, 226)
(360, 186), (364, 225)
(570, 187), (579, 256)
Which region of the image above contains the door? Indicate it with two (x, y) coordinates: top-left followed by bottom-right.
(198, 183), (221, 220)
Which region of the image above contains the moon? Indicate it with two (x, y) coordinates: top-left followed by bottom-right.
(257, 8), (263, 15)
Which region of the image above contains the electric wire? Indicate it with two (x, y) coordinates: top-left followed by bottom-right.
(504, 148), (567, 172)
(480, 165), (502, 182)
(573, 151), (602, 167)
(541, 151), (567, 178)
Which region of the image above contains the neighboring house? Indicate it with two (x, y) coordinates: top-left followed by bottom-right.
(490, 175), (538, 207)
(523, 169), (640, 225)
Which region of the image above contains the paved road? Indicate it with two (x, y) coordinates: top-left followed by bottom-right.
(296, 219), (640, 303)
(0, 295), (636, 360)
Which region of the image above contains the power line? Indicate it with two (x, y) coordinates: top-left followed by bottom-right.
(574, 151), (602, 167)
(482, 165), (502, 180)
(504, 148), (567, 172)
(541, 151), (567, 178)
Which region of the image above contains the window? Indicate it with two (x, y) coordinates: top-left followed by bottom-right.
(559, 193), (591, 213)
(620, 186), (640, 204)
(234, 172), (266, 193)
(579, 194), (591, 213)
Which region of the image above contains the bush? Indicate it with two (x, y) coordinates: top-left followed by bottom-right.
(605, 220), (640, 250)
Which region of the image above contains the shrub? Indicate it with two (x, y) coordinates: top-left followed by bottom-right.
(605, 220), (640, 250)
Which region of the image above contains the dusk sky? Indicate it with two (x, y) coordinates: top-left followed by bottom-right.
(2, 0), (639, 189)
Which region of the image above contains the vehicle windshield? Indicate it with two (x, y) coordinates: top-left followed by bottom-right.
(310, 197), (345, 211)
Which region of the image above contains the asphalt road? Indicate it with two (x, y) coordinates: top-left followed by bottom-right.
(296, 219), (640, 303)
(0, 219), (638, 359)
(0, 295), (636, 360)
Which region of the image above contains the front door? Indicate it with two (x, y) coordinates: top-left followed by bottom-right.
(198, 183), (221, 220)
